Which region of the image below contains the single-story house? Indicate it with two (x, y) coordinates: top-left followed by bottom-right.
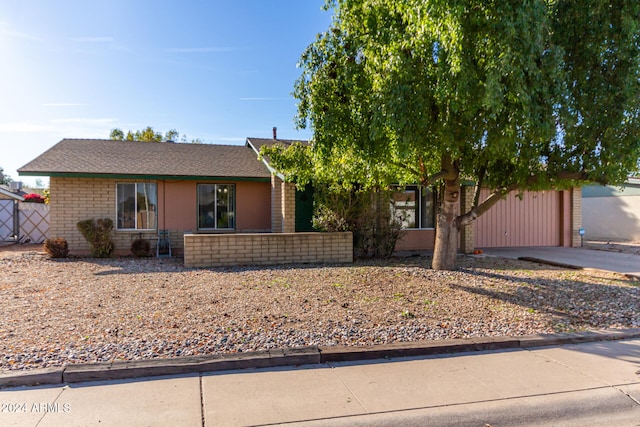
(18, 137), (583, 264)
(17, 137), (352, 264)
(582, 178), (640, 242)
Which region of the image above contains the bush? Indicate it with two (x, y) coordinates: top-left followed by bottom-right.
(130, 238), (151, 258)
(76, 218), (115, 258)
(44, 238), (69, 258)
(313, 186), (403, 259)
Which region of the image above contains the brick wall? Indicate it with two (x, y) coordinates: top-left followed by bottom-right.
(50, 177), (176, 255)
(184, 232), (353, 267)
(459, 184), (475, 254)
(271, 175), (283, 232)
(571, 187), (582, 247)
(282, 181), (296, 233)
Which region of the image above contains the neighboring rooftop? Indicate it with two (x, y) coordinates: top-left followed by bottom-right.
(0, 185), (25, 201)
(18, 139), (272, 180)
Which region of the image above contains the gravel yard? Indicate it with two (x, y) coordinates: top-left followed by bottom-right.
(1, 244), (638, 371)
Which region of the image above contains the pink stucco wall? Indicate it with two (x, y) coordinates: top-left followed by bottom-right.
(394, 229), (436, 251)
(158, 180), (270, 233)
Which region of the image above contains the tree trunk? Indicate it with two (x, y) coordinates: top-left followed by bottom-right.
(432, 159), (460, 270)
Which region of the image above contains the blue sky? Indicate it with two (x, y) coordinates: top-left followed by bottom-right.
(0, 1), (332, 186)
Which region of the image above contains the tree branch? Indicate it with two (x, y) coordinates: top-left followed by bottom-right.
(457, 168), (604, 228)
(457, 183), (519, 227)
(420, 170), (450, 186)
(473, 166), (486, 208)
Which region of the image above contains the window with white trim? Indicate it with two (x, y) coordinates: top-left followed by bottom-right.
(390, 186), (435, 229)
(116, 183), (157, 230)
(197, 184), (235, 230)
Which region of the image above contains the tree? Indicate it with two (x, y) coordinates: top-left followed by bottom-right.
(0, 167), (12, 185)
(109, 127), (203, 143)
(109, 128), (125, 140)
(293, 0), (640, 270)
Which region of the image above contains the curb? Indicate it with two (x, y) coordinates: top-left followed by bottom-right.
(1, 328), (639, 388)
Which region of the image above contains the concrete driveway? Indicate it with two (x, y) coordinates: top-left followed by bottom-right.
(481, 246), (640, 279)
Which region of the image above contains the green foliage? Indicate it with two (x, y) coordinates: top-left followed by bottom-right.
(0, 167), (12, 185)
(314, 185), (403, 258)
(293, 0), (640, 268)
(76, 218), (115, 258)
(109, 127), (204, 143)
(298, 0), (640, 190)
(43, 238), (69, 258)
(109, 128), (125, 140)
(262, 142), (404, 258)
(130, 238), (151, 258)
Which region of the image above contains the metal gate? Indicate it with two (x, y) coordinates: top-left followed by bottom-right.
(0, 199), (17, 241)
(0, 200), (49, 243)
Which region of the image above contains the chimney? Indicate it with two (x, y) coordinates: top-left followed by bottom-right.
(272, 127), (277, 140)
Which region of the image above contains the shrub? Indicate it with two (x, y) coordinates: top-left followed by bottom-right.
(130, 238), (151, 258)
(313, 186), (403, 259)
(76, 218), (115, 258)
(44, 238), (69, 258)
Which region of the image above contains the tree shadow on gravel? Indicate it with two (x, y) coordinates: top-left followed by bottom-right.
(452, 267), (640, 331)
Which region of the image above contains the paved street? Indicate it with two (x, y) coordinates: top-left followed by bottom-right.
(1, 338), (639, 426)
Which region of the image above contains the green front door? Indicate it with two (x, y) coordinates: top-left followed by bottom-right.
(295, 185), (315, 232)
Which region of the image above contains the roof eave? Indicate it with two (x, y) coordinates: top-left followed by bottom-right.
(0, 187), (24, 201)
(18, 171), (270, 182)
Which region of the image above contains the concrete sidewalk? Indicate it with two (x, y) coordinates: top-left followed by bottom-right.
(481, 246), (640, 279)
(1, 338), (639, 426)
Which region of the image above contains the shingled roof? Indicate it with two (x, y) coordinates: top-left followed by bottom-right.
(18, 139), (271, 180)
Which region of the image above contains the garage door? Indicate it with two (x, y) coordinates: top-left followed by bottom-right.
(474, 189), (561, 248)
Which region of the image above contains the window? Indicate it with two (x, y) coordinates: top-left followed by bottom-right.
(116, 183), (157, 230)
(390, 186), (435, 229)
(198, 184), (235, 230)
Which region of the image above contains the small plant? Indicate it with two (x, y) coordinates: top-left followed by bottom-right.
(130, 238), (151, 258)
(401, 309), (415, 318)
(77, 218), (115, 258)
(44, 238), (69, 258)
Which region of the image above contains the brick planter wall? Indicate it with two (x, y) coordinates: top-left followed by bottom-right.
(184, 232), (353, 267)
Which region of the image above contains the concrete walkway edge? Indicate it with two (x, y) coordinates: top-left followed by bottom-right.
(2, 328), (639, 389)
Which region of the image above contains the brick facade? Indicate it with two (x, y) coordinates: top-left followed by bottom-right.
(271, 175), (283, 233)
(50, 177), (174, 255)
(459, 184), (475, 254)
(282, 182), (296, 233)
(270, 176), (296, 233)
(184, 232), (353, 267)
(571, 187), (582, 247)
